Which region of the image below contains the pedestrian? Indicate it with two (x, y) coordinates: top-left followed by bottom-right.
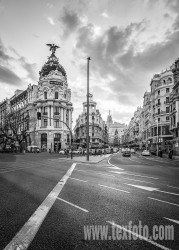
(168, 149), (172, 159)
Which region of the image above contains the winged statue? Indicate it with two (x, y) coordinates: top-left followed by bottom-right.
(46, 43), (60, 56)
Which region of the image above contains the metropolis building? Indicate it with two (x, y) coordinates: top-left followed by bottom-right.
(0, 44), (73, 152)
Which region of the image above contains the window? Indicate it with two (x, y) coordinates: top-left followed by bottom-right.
(55, 92), (58, 99)
(54, 119), (59, 128)
(54, 106), (59, 115)
(44, 92), (47, 99)
(166, 88), (170, 93)
(166, 97), (169, 103)
(166, 116), (169, 121)
(158, 118), (160, 122)
(44, 119), (48, 127)
(158, 109), (160, 115)
(158, 90), (160, 95)
(166, 107), (169, 113)
(43, 107), (47, 115)
(158, 99), (160, 105)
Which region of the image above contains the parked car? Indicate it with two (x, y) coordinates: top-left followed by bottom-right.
(130, 148), (136, 153)
(27, 146), (40, 153)
(73, 149), (81, 154)
(59, 149), (65, 154)
(122, 150), (131, 157)
(141, 150), (150, 156)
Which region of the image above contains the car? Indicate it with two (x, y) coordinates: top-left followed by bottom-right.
(122, 151), (131, 157)
(73, 149), (81, 154)
(130, 148), (136, 153)
(59, 149), (65, 154)
(141, 150), (150, 156)
(27, 145), (40, 153)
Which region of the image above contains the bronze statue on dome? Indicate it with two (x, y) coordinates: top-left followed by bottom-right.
(46, 43), (60, 56)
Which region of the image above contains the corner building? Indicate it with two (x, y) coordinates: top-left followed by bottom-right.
(0, 45), (73, 152)
(34, 47), (73, 151)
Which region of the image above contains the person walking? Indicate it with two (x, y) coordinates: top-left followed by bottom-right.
(168, 149), (172, 159)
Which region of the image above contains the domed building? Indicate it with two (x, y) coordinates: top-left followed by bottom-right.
(33, 44), (73, 151)
(0, 44), (73, 152)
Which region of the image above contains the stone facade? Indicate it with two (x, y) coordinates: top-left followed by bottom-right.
(74, 94), (108, 147)
(0, 45), (73, 152)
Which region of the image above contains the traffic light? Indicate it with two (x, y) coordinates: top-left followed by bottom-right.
(37, 112), (41, 120)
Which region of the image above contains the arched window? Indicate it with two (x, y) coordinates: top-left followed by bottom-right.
(44, 92), (47, 99)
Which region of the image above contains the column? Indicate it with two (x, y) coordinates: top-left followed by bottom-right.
(48, 106), (50, 127)
(51, 105), (54, 127)
(61, 107), (64, 129)
(69, 108), (72, 130)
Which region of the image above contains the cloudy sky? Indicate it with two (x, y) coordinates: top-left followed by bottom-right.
(0, 0), (179, 127)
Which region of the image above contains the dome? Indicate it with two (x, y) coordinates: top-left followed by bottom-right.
(39, 54), (67, 79)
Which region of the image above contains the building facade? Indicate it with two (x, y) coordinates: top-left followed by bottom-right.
(74, 94), (108, 147)
(0, 44), (73, 152)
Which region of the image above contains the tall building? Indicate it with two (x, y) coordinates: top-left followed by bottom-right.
(0, 44), (73, 152)
(74, 94), (108, 147)
(106, 112), (126, 146)
(170, 58), (179, 154)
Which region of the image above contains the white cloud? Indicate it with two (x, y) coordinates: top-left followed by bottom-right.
(47, 17), (55, 25)
(101, 12), (109, 18)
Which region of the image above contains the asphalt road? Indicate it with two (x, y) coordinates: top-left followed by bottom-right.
(0, 152), (179, 250)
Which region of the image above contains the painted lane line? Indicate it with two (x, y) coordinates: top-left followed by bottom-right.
(98, 173), (115, 177)
(158, 190), (179, 196)
(148, 197), (179, 207)
(107, 221), (171, 250)
(125, 184), (158, 191)
(163, 217), (179, 225)
(109, 171), (158, 180)
(69, 177), (87, 183)
(57, 197), (88, 212)
(108, 158), (124, 170)
(121, 177), (154, 184)
(126, 184), (179, 196)
(98, 184), (130, 193)
(4, 163), (76, 250)
(167, 185), (179, 190)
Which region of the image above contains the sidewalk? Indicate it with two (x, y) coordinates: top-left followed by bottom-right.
(60, 154), (112, 164)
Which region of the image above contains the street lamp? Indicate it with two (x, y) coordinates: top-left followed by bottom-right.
(86, 57), (91, 161)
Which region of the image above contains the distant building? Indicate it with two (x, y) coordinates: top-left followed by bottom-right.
(74, 94), (108, 147)
(106, 111), (126, 146)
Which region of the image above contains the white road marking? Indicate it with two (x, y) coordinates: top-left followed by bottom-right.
(69, 177), (87, 182)
(129, 158), (142, 163)
(167, 185), (179, 190)
(158, 190), (179, 196)
(108, 158), (124, 170)
(98, 173), (115, 177)
(107, 221), (171, 250)
(121, 177), (154, 184)
(148, 197), (179, 207)
(57, 197), (88, 212)
(125, 184), (158, 191)
(3, 163), (76, 250)
(98, 184), (130, 193)
(109, 171), (158, 179)
(126, 184), (179, 196)
(163, 217), (179, 224)
(107, 166), (121, 170)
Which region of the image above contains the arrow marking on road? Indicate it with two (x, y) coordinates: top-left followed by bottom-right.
(125, 184), (158, 191)
(163, 217), (179, 224)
